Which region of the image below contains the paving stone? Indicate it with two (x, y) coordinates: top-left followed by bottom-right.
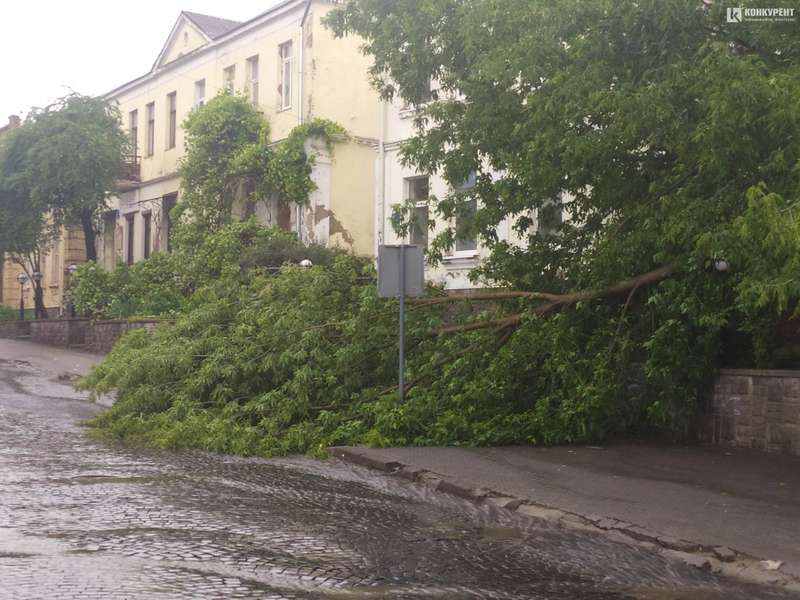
(0, 357), (793, 599)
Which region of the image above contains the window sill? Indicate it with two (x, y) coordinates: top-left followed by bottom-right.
(443, 251), (479, 263)
(277, 105), (292, 113)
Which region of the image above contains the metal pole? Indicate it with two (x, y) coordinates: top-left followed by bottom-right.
(398, 244), (406, 403)
(19, 284), (24, 321)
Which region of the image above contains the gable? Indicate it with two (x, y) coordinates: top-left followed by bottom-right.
(155, 16), (211, 70)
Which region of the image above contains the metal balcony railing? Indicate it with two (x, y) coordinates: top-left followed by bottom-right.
(121, 155), (141, 183)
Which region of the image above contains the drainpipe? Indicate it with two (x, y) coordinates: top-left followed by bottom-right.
(298, 19), (304, 126)
(296, 18), (305, 237)
(377, 99), (387, 254)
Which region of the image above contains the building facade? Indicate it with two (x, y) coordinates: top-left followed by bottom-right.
(376, 96), (536, 290)
(104, 0), (382, 268)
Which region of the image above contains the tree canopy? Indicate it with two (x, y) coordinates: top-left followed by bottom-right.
(323, 0), (800, 432)
(0, 94), (128, 261)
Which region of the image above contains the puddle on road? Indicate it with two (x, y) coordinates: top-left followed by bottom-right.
(0, 527), (68, 557)
(68, 474), (167, 485)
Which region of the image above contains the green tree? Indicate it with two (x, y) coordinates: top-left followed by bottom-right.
(0, 132), (59, 318)
(1, 94), (128, 261)
(175, 93), (344, 249)
(325, 0), (800, 434)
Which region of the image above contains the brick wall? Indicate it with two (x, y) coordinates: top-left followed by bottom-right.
(704, 369), (800, 456)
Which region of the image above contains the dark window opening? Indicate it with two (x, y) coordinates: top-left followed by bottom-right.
(126, 214), (135, 265)
(143, 212), (152, 259)
(162, 194), (177, 253)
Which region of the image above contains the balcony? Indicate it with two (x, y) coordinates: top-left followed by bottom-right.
(118, 155), (141, 191)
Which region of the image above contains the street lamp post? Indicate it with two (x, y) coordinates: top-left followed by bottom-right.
(66, 264), (78, 317)
(32, 271), (43, 319)
(16, 273), (27, 320)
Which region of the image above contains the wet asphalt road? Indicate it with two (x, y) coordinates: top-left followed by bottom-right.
(0, 355), (796, 599)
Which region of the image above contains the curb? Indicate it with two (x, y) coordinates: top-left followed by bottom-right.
(328, 446), (800, 592)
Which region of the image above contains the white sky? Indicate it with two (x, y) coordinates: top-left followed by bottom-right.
(0, 0), (284, 121)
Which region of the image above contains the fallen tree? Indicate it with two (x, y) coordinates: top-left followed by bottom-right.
(77, 1), (800, 456)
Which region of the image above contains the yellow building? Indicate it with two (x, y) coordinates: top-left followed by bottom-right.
(104, 1), (382, 267)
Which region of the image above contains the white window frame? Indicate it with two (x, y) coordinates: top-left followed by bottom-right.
(246, 55), (259, 105)
(446, 172), (479, 260)
(128, 109), (138, 157)
(145, 102), (155, 157)
(166, 92), (177, 150)
(194, 79), (206, 108)
(223, 65), (236, 94)
(278, 41), (292, 111)
(404, 176), (429, 249)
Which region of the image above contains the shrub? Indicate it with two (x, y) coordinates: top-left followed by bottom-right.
(0, 305), (17, 321)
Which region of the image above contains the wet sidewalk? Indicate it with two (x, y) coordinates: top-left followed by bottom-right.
(330, 444), (800, 582)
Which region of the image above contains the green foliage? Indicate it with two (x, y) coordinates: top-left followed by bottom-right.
(323, 0), (800, 438)
(0, 305), (17, 321)
(71, 254), (183, 319)
(70, 220), (339, 319)
(174, 93), (345, 249)
(80, 1), (800, 456)
(0, 94), (128, 261)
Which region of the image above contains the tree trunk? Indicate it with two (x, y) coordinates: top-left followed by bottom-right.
(34, 282), (48, 320)
(81, 211), (97, 262)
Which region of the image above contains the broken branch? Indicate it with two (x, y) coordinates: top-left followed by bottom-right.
(435, 264), (677, 335)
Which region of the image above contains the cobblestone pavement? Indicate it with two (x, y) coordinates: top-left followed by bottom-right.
(0, 356), (796, 600)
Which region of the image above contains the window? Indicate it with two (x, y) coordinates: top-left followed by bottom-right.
(278, 41), (292, 110)
(405, 176), (429, 248)
(162, 193), (177, 253)
(143, 212), (152, 259)
(538, 193), (564, 235)
(400, 78), (438, 115)
(126, 213), (136, 265)
(455, 172), (478, 253)
(103, 211), (117, 271)
(223, 65), (236, 94)
(166, 92), (177, 150)
(129, 110), (138, 157)
(246, 55), (259, 105)
(194, 79), (206, 108)
(145, 102), (155, 157)
(49, 242), (61, 287)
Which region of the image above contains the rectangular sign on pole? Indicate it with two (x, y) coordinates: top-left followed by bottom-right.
(377, 244), (425, 404)
(377, 245), (425, 298)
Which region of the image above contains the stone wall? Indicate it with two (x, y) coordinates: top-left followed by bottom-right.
(0, 318), (162, 354)
(704, 369), (800, 456)
(85, 320), (161, 354)
(0, 320), (31, 339)
(30, 319), (88, 348)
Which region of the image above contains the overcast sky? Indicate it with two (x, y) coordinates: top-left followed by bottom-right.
(1, 0), (284, 122)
